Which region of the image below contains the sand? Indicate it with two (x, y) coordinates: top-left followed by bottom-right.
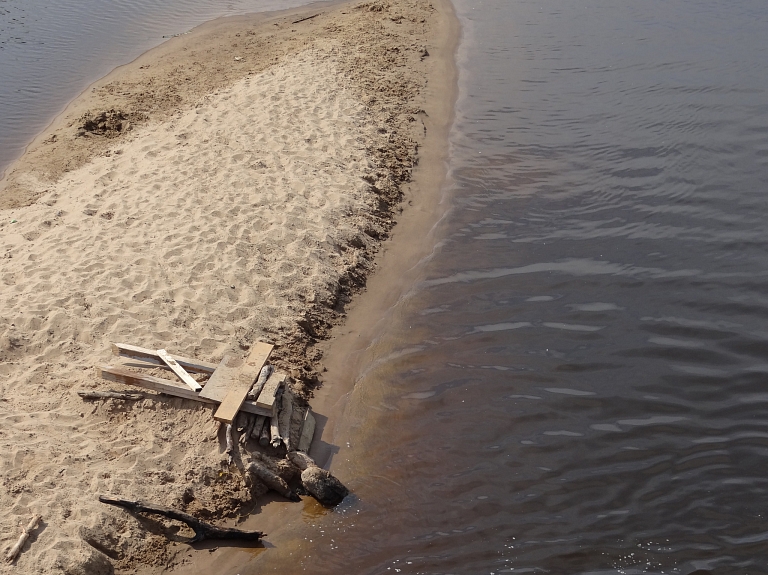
(0, 0), (457, 573)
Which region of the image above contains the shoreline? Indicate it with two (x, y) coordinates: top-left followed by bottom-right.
(0, 0), (459, 573)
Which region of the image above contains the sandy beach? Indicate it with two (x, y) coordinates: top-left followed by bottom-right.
(0, 0), (457, 573)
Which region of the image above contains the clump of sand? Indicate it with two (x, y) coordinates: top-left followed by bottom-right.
(0, 0), (450, 572)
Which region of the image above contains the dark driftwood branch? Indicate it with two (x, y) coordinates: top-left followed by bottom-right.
(98, 496), (263, 544)
(292, 13), (319, 24)
(78, 390), (143, 401)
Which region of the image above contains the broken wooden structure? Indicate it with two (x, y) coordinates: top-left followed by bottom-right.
(99, 342), (315, 451)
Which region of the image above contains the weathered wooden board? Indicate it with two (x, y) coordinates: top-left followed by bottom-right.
(213, 342), (273, 423)
(112, 343), (218, 374)
(198, 354), (242, 401)
(100, 365), (271, 416)
(256, 373), (285, 410)
(157, 348), (202, 392)
(298, 409), (316, 452)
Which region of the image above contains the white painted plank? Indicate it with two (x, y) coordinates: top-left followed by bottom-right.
(157, 348), (202, 392)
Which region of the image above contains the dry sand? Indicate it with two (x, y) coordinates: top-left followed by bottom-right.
(0, 0), (457, 573)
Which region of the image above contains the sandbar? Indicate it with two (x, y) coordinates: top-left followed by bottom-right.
(0, 0), (458, 572)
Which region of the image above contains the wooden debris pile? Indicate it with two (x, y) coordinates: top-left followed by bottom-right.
(71, 341), (346, 549)
(98, 342), (316, 452)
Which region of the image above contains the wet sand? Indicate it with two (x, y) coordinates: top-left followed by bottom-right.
(0, 0), (458, 573)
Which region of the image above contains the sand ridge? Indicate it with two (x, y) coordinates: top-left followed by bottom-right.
(0, 0), (454, 572)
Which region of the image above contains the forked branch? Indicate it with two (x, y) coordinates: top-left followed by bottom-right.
(98, 496), (263, 544)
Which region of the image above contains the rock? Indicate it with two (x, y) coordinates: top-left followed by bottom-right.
(300, 466), (349, 506)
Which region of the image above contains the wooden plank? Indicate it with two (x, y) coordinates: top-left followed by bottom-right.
(101, 365), (211, 403)
(256, 373), (285, 410)
(213, 342), (273, 423)
(198, 354), (242, 401)
(298, 409), (316, 452)
(112, 343), (218, 374)
(99, 365), (271, 416)
(157, 349), (202, 392)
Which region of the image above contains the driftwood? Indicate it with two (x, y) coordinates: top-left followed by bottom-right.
(5, 514), (41, 563)
(98, 496), (263, 543)
(247, 365), (273, 400)
(270, 389), (283, 448)
(287, 450), (315, 471)
(246, 462), (300, 502)
(225, 423), (234, 465)
(251, 415), (267, 439)
(277, 389), (294, 451)
(297, 409), (316, 452)
(239, 414), (255, 446)
(77, 390), (143, 401)
(259, 417), (271, 447)
(292, 13), (319, 24)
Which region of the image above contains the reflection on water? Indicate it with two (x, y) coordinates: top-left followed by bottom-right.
(0, 0), (315, 177)
(250, 0), (768, 573)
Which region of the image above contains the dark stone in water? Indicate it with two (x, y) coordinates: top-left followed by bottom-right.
(300, 466), (349, 506)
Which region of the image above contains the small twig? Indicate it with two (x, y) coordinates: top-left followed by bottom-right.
(292, 13), (320, 24)
(6, 514), (41, 563)
(77, 390), (143, 401)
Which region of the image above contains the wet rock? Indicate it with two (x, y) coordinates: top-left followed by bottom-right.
(300, 466), (349, 506)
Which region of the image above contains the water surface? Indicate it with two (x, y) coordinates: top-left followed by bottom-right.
(257, 1), (768, 574)
(0, 0), (315, 176)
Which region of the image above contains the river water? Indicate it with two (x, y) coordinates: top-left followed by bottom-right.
(276, 1), (768, 574)
(4, 0), (768, 574)
(0, 0), (313, 176)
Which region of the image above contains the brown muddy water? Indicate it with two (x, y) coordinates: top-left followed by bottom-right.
(4, 0), (768, 574)
(248, 1), (768, 574)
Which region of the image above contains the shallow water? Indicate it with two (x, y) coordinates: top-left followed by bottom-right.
(4, 0), (768, 573)
(0, 0), (316, 176)
(261, 1), (768, 574)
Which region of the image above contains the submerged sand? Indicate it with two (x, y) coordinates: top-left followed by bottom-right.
(0, 0), (457, 572)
